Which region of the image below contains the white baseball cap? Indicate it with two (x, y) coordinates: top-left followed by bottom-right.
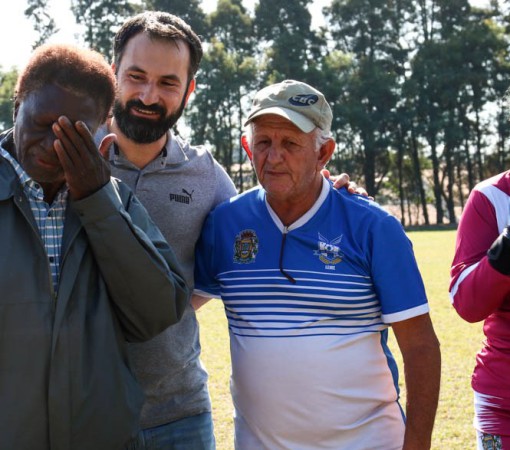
(244, 79), (332, 133)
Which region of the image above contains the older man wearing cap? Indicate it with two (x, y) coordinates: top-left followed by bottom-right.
(192, 80), (441, 450)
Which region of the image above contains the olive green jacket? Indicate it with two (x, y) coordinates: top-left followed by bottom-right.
(0, 145), (188, 450)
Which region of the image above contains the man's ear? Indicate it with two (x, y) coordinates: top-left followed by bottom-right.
(13, 100), (20, 121)
(317, 138), (336, 169)
(184, 78), (196, 106)
(241, 134), (253, 160)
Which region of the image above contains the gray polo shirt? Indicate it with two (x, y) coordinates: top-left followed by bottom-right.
(95, 126), (237, 427)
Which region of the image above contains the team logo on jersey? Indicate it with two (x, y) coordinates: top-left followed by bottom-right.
(233, 229), (259, 264)
(314, 233), (343, 265)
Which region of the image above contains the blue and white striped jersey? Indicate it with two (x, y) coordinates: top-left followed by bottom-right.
(194, 178), (429, 449)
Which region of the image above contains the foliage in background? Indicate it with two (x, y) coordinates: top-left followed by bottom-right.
(70, 0), (138, 59)
(144, 0), (209, 36)
(186, 0), (259, 191)
(0, 68), (18, 130)
(3, 0), (510, 224)
(254, 0), (322, 84)
(24, 0), (58, 49)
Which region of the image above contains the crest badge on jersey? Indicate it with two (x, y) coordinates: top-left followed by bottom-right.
(233, 229), (259, 264)
(314, 233), (343, 266)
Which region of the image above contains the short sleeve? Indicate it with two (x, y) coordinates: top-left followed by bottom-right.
(194, 211), (222, 298)
(369, 215), (429, 323)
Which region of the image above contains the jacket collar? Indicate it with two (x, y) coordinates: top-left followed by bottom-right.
(0, 129), (22, 201)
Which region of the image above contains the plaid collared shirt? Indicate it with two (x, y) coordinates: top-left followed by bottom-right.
(0, 146), (67, 292)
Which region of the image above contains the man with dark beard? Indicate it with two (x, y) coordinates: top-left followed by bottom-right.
(111, 80), (187, 145)
(93, 11), (235, 450)
(96, 11), (359, 450)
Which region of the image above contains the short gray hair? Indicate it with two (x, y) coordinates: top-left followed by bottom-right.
(313, 128), (334, 152)
(243, 123), (334, 153)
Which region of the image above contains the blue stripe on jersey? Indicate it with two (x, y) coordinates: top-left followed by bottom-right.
(215, 267), (383, 337)
(194, 183), (429, 339)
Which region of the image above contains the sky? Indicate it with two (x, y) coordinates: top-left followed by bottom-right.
(1, 0), (490, 70)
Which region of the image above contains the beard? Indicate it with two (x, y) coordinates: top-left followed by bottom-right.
(112, 97), (186, 144)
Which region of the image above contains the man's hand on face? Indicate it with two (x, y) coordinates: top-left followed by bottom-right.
(52, 116), (116, 200)
(321, 169), (372, 199)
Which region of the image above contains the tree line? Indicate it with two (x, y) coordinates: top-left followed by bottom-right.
(1, 0), (510, 227)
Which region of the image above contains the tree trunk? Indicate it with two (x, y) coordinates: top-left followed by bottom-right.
(475, 109), (484, 182)
(410, 126), (429, 225)
(362, 131), (377, 197)
(429, 133), (444, 224)
(463, 137), (474, 192)
(397, 139), (405, 226)
(456, 154), (465, 210)
(237, 87), (244, 193)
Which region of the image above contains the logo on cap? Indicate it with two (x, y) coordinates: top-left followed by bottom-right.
(289, 94), (319, 107)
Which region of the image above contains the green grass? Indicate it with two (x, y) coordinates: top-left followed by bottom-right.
(197, 229), (484, 449)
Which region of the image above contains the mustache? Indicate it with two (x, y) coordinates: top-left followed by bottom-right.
(126, 99), (167, 116)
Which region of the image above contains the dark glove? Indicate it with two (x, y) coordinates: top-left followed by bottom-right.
(487, 226), (510, 275)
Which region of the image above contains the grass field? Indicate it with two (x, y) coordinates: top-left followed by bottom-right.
(197, 229), (484, 449)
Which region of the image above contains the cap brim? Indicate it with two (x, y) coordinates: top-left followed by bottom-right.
(244, 107), (315, 133)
